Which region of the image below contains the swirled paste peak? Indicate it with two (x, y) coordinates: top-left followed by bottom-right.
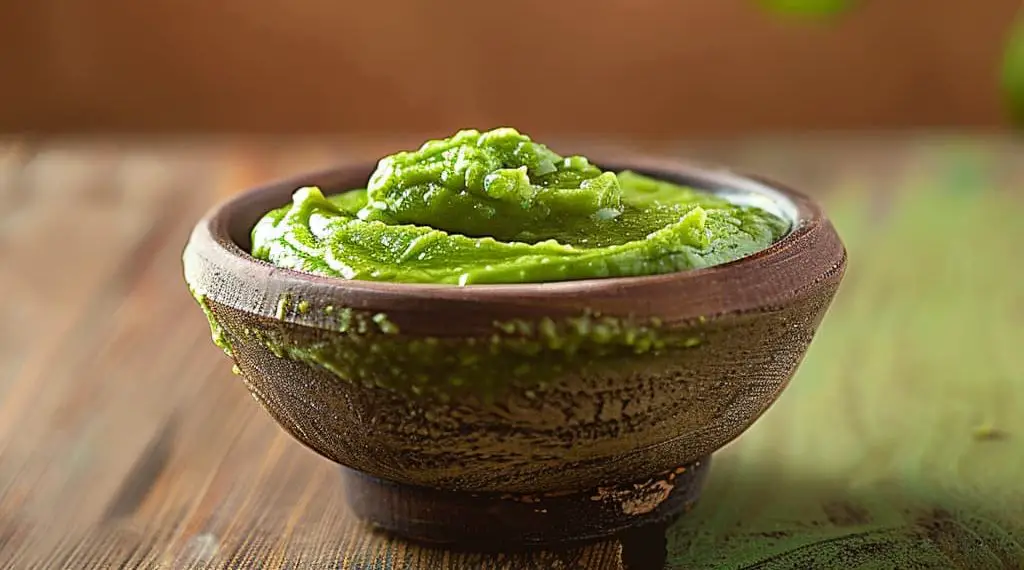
(250, 128), (790, 285)
(358, 128), (622, 241)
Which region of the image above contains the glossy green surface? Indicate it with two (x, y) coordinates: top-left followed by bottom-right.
(250, 128), (788, 285)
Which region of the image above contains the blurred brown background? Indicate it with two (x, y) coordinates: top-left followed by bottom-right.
(1, 0), (1020, 137)
(3, 3), (1024, 568)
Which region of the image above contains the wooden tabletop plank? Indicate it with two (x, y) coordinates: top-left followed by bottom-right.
(0, 136), (1021, 569)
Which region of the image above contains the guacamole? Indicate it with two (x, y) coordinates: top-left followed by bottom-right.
(251, 128), (789, 285)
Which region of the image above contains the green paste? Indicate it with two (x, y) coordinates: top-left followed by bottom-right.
(250, 128), (789, 285)
(192, 128), (791, 397)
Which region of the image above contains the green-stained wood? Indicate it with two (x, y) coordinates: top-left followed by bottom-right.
(0, 136), (1021, 569)
(667, 143), (1024, 569)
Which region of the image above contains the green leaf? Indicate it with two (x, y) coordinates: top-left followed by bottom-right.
(757, 0), (854, 18)
(1002, 15), (1024, 127)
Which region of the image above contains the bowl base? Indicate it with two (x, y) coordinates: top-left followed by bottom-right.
(341, 455), (711, 549)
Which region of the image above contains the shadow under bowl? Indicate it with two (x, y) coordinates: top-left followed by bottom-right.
(182, 155), (846, 547)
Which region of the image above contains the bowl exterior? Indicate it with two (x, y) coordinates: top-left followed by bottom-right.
(183, 158), (846, 494)
(201, 271), (841, 494)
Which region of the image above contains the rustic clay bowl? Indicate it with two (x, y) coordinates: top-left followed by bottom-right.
(182, 155), (846, 547)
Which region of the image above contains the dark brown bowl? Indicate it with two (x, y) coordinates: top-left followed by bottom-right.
(182, 155), (846, 547)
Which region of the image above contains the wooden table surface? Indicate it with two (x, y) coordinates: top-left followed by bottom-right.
(1, 135), (1022, 569)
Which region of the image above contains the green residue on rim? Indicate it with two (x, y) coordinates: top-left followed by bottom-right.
(277, 299), (400, 337)
(188, 285), (233, 358)
(372, 313), (400, 335)
(275, 294), (291, 319)
(491, 311), (689, 356)
(335, 307), (354, 332)
(230, 309), (707, 398)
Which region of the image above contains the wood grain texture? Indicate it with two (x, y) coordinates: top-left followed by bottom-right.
(0, 135), (1022, 569)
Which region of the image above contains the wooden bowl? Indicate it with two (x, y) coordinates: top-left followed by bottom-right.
(182, 155), (846, 547)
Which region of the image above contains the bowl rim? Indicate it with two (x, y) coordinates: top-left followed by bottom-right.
(183, 153), (846, 331)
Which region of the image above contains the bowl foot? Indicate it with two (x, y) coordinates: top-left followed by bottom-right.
(341, 455), (711, 549)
